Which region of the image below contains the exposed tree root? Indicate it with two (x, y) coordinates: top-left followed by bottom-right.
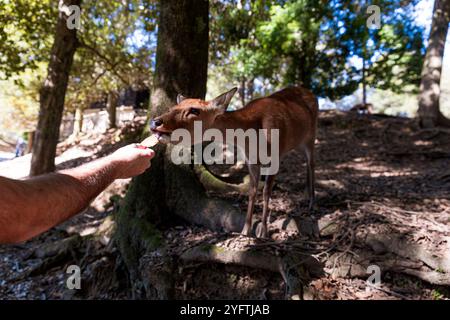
(13, 220), (116, 283)
(437, 112), (450, 128)
(418, 127), (450, 136)
(419, 112), (450, 129)
(364, 234), (450, 274)
(136, 208), (450, 293)
(403, 269), (450, 286)
(164, 147), (245, 232)
(32, 234), (82, 259)
(179, 242), (324, 299)
(7, 235), (83, 281)
(139, 250), (175, 299)
(325, 250), (450, 286)
(115, 144), (248, 297)
(194, 164), (252, 194)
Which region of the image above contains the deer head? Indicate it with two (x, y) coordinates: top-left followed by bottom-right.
(150, 88), (237, 144)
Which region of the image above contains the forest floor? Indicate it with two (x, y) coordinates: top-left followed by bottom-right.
(0, 110), (449, 300)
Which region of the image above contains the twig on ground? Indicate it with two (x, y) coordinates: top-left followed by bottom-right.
(366, 283), (410, 300)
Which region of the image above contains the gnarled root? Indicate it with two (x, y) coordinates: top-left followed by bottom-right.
(180, 242), (324, 299)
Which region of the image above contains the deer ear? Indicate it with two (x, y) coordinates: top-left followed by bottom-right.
(210, 87), (238, 113)
(177, 94), (187, 104)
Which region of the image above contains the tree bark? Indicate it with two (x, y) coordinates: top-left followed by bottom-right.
(238, 77), (246, 108)
(418, 0), (450, 128)
(26, 131), (34, 154)
(149, 0), (209, 117)
(30, 0), (82, 176)
(247, 78), (255, 101)
(107, 91), (118, 129)
(362, 50), (367, 105)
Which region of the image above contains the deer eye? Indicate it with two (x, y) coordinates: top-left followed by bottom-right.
(188, 108), (200, 116)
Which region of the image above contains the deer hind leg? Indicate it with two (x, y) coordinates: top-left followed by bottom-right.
(304, 140), (315, 212)
(241, 164), (260, 236)
(257, 174), (276, 238)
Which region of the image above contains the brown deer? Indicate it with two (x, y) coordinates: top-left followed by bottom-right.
(150, 87), (318, 238)
(350, 103), (373, 114)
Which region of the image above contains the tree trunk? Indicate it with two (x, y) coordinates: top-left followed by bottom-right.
(30, 0), (82, 176)
(362, 51), (367, 105)
(115, 0), (241, 299)
(239, 77), (246, 108)
(247, 78), (255, 101)
(149, 0), (209, 117)
(26, 131), (34, 154)
(418, 0), (450, 128)
(107, 91), (118, 129)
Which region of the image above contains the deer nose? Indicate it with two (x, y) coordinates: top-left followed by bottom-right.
(150, 118), (163, 130)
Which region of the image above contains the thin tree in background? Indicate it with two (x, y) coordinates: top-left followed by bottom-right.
(418, 0), (450, 128)
(30, 0), (82, 176)
(107, 91), (118, 129)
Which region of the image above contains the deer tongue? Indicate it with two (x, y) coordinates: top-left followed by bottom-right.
(156, 132), (171, 144)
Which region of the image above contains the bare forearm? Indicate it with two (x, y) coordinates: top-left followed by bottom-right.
(0, 143), (154, 244)
(0, 156), (119, 243)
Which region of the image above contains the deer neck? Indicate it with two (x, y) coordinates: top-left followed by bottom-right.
(213, 109), (258, 133)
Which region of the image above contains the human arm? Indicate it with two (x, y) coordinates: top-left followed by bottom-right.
(0, 144), (154, 244)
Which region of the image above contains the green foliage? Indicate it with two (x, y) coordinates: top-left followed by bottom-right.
(0, 0), (55, 78)
(0, 0), (432, 137)
(0, 0), (158, 128)
(431, 289), (444, 300)
(210, 0), (425, 100)
(0, 63), (46, 133)
(339, 0), (425, 94)
(65, 0), (157, 113)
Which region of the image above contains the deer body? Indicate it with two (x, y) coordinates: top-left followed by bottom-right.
(151, 86), (318, 238)
(350, 103), (373, 114)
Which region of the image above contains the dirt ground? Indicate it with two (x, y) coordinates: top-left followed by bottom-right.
(1, 110), (449, 300)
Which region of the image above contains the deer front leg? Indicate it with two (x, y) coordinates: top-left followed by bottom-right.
(257, 174), (276, 238)
(241, 164), (260, 236)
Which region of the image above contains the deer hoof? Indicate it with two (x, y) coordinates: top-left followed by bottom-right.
(241, 225), (252, 237)
(256, 224), (268, 238)
(308, 199), (315, 213)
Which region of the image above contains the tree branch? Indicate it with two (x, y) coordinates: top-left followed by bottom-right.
(78, 38), (129, 86)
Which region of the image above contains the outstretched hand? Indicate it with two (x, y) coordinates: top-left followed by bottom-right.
(109, 144), (155, 179)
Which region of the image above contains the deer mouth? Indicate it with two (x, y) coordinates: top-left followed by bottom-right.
(151, 128), (172, 144)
